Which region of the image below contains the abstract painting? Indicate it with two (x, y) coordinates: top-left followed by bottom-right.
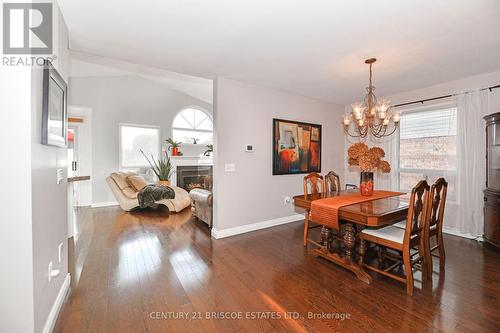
(273, 118), (322, 175)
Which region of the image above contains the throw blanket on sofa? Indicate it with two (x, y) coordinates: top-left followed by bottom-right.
(137, 185), (175, 209)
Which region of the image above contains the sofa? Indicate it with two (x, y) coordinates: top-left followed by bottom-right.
(106, 172), (191, 212)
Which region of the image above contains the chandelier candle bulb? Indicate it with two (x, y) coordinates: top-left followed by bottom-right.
(343, 114), (351, 126)
(392, 112), (400, 123)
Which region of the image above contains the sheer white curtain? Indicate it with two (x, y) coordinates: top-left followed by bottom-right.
(453, 90), (490, 237)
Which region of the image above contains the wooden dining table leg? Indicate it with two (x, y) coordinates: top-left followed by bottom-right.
(343, 222), (355, 263)
(320, 226), (329, 248)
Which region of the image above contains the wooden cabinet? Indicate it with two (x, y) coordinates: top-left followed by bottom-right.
(484, 189), (500, 247)
(484, 113), (500, 248)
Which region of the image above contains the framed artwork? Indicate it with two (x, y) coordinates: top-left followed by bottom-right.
(42, 60), (68, 147)
(273, 118), (322, 175)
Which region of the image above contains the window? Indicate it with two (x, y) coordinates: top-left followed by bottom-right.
(172, 108), (213, 144)
(119, 124), (160, 168)
(398, 106), (457, 199)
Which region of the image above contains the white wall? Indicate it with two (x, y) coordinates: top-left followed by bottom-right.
(387, 71), (500, 108)
(68, 75), (213, 204)
(0, 2), (70, 332)
(213, 77), (345, 233)
(30, 4), (71, 332)
(0, 62), (35, 333)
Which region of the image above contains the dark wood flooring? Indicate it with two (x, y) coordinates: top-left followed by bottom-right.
(54, 206), (500, 332)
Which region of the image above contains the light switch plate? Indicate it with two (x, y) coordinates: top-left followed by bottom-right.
(225, 163), (236, 172)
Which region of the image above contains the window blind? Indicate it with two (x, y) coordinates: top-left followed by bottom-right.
(400, 107), (457, 139)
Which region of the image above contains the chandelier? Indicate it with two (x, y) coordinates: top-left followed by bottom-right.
(343, 58), (400, 138)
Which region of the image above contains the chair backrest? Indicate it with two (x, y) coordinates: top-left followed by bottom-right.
(324, 171), (341, 193)
(404, 180), (431, 246)
(427, 178), (448, 232)
(303, 172), (324, 197)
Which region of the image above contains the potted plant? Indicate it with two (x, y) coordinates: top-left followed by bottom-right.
(166, 138), (181, 156)
(204, 144), (213, 157)
(141, 150), (174, 186)
(347, 143), (391, 196)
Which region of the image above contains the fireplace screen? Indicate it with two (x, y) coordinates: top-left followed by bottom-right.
(177, 166), (213, 191)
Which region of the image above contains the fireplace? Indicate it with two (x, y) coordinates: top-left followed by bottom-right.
(176, 166), (213, 192)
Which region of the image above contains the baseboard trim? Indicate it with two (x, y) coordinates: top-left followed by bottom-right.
(42, 273), (71, 333)
(211, 214), (305, 239)
(91, 201), (118, 208)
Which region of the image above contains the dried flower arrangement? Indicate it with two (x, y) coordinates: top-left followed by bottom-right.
(347, 142), (391, 173)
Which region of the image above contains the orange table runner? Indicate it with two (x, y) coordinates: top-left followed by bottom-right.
(310, 190), (404, 230)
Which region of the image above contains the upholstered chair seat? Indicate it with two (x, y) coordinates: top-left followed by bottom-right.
(393, 220), (437, 231)
(361, 226), (409, 244)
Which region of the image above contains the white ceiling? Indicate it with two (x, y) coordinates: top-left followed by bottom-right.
(69, 52), (214, 104)
(58, 0), (500, 104)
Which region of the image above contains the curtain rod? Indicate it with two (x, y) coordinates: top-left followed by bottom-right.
(393, 84), (500, 108)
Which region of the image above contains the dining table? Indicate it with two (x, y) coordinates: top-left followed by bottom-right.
(293, 190), (409, 283)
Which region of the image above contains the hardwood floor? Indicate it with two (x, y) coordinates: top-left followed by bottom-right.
(54, 206), (500, 333)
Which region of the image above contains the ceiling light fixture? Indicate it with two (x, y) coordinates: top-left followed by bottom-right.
(343, 58), (399, 138)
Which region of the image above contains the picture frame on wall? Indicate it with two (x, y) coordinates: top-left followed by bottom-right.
(272, 118), (322, 175)
(42, 60), (68, 147)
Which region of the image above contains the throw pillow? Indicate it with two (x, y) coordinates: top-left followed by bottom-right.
(127, 175), (149, 192)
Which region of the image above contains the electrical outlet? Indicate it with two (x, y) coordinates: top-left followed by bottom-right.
(225, 163), (236, 172)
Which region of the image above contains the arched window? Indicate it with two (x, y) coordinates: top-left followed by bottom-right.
(172, 108), (213, 144)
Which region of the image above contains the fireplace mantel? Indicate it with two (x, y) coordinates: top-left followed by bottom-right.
(170, 156), (213, 187)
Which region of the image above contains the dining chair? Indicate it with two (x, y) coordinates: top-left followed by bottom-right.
(392, 178), (448, 274)
(303, 172), (325, 246)
(425, 178), (448, 272)
(324, 171), (341, 193)
(359, 180), (431, 295)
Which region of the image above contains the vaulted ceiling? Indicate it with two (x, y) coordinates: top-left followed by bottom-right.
(58, 0), (500, 104)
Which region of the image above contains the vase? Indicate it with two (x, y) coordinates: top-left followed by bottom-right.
(360, 172), (374, 196)
(171, 147), (179, 156)
(158, 180), (170, 186)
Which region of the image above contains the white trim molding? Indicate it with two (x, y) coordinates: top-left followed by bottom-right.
(42, 273), (71, 333)
(91, 201), (119, 208)
(211, 214), (305, 239)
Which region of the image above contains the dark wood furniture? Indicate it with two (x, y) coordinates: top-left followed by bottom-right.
(302, 172), (325, 246)
(484, 113), (500, 249)
(360, 181), (430, 295)
(426, 178), (448, 271)
(293, 190), (409, 283)
(324, 171), (341, 193)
